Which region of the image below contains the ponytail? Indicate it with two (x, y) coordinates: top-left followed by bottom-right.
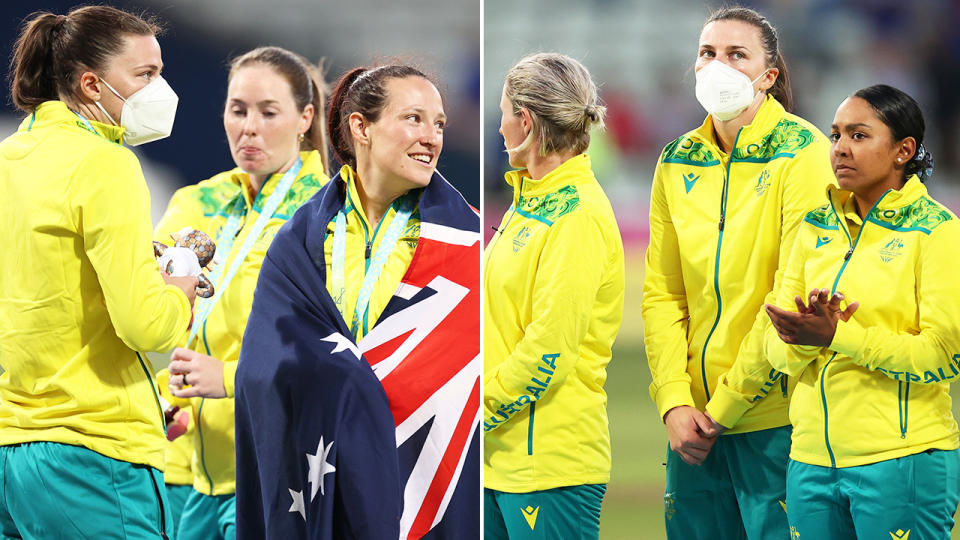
(8, 7), (162, 113)
(326, 67), (367, 168)
(770, 52), (793, 113)
(302, 61), (330, 176)
(9, 12), (63, 111)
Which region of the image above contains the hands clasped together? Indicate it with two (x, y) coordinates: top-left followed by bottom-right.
(667, 288), (860, 466)
(664, 405), (727, 466)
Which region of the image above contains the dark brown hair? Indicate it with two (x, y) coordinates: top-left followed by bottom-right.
(229, 46), (329, 175)
(9, 6), (163, 112)
(853, 84), (933, 183)
(326, 65), (433, 169)
(706, 6), (793, 112)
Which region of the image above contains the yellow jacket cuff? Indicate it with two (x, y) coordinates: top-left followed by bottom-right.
(654, 381), (696, 422)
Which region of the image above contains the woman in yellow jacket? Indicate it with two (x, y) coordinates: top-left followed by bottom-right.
(484, 52), (625, 539)
(763, 85), (960, 539)
(642, 6), (835, 538)
(0, 7), (196, 539)
(235, 63), (480, 539)
(157, 46), (330, 540)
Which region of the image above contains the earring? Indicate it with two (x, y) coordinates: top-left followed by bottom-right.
(896, 157), (902, 163)
(298, 133), (305, 142)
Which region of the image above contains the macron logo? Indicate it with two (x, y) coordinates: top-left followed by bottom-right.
(816, 236), (833, 248)
(683, 173), (700, 193)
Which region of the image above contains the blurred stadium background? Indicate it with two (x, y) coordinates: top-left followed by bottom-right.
(485, 0), (960, 538)
(0, 0), (481, 212)
(4, 0), (960, 537)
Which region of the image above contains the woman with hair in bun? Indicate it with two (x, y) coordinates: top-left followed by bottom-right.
(235, 64), (480, 539)
(642, 6), (835, 537)
(0, 6), (196, 539)
(483, 52), (625, 539)
(761, 84), (960, 538)
(155, 45), (331, 540)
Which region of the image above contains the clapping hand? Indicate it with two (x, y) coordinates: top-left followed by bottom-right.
(765, 288), (859, 347)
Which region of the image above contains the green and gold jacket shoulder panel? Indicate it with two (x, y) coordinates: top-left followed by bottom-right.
(867, 196), (954, 235)
(661, 137), (721, 167)
(804, 203), (839, 231)
(732, 118), (817, 163)
(516, 185), (581, 227)
(197, 180), (242, 218)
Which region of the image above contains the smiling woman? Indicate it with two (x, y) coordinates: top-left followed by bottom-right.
(234, 63), (481, 539)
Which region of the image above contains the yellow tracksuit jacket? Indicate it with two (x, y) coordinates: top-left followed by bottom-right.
(484, 154), (625, 492)
(766, 178), (960, 467)
(322, 165), (420, 340)
(0, 101), (192, 470)
(156, 150), (328, 495)
(644, 95), (835, 433)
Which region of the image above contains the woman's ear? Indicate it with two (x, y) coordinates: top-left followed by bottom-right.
(760, 67), (778, 92)
(348, 111), (369, 147)
(897, 136), (917, 164)
(519, 107), (533, 138)
(78, 71), (103, 102)
(298, 103), (315, 136)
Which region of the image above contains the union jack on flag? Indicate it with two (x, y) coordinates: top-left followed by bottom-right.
(362, 216), (481, 539)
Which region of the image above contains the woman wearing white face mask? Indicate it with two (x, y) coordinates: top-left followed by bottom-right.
(642, 6), (834, 538)
(0, 6), (196, 539)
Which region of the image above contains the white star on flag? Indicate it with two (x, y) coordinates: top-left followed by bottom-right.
(306, 436), (336, 500)
(288, 488), (305, 521)
(321, 332), (361, 360)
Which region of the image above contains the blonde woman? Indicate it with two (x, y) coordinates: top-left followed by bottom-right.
(484, 52), (625, 539)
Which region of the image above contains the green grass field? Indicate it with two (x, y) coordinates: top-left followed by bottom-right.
(599, 253), (960, 539)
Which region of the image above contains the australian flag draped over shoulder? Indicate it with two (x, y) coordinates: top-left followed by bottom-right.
(235, 170), (480, 540)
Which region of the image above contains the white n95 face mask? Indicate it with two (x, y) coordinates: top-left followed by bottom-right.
(695, 60), (768, 121)
(96, 76), (179, 146)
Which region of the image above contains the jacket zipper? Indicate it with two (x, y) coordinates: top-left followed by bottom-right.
(527, 401), (536, 455)
(192, 195), (253, 495)
(819, 352), (839, 467)
(146, 467), (169, 539)
(699, 129), (741, 400)
(820, 191), (890, 466)
(136, 352), (168, 433)
(898, 381), (910, 438)
(484, 178), (524, 272)
(198, 323), (216, 495)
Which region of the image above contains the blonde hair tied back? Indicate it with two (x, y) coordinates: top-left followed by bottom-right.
(503, 52), (605, 157)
